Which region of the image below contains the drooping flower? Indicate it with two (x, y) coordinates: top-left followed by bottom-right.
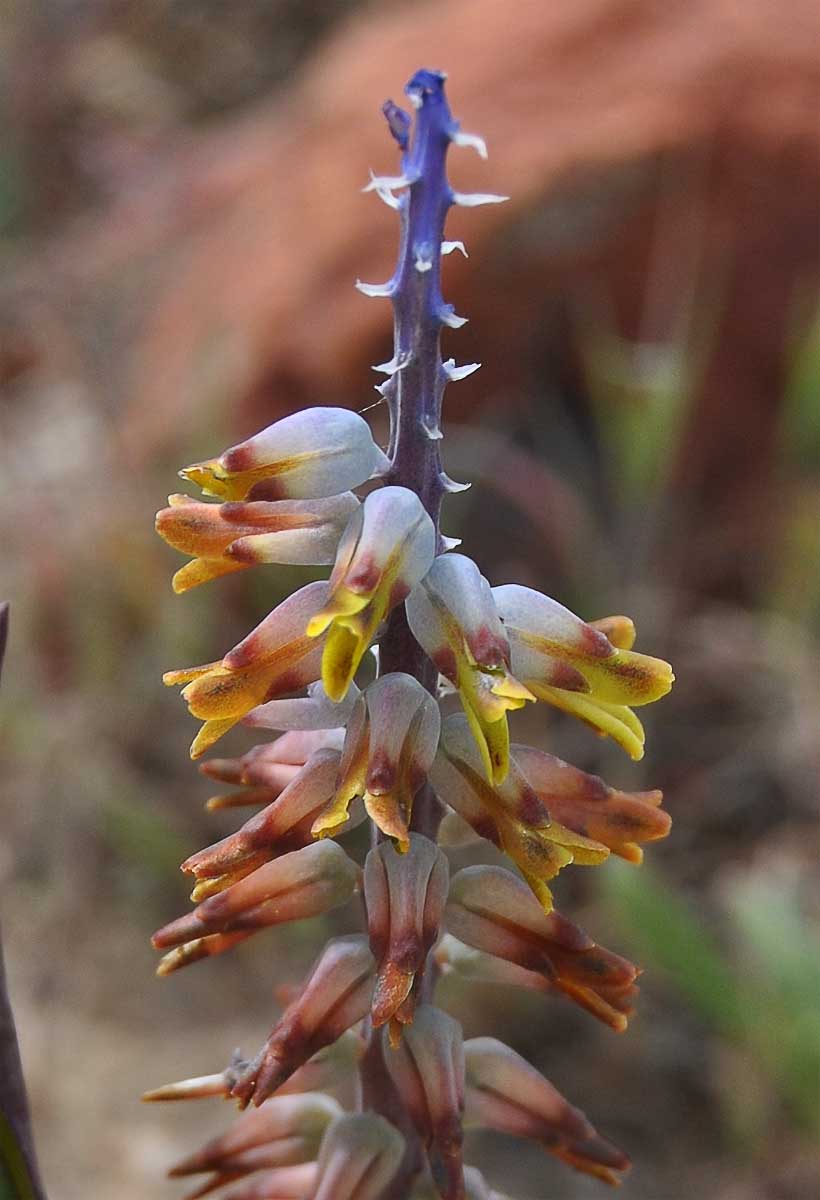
(384, 1005), (465, 1200)
(151, 840), (359, 975)
(179, 407), (390, 502)
(198, 724), (347, 811)
(156, 492), (360, 593)
(430, 714), (608, 911)
(446, 865), (639, 1031)
(232, 936), (375, 1108)
(492, 585), (673, 760)
(463, 1037), (630, 1186)
(164, 580), (329, 758)
(364, 834), (449, 1035)
(312, 673), (440, 846)
(181, 747), (366, 901)
(306, 1113), (405, 1200)
(405, 554), (534, 785)
(306, 487), (436, 701)
(512, 742), (670, 863)
(166, 1092), (342, 1195)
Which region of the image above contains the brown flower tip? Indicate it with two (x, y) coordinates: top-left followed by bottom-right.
(231, 936), (375, 1108)
(364, 833), (449, 1033)
(384, 1005), (465, 1200)
(446, 865), (638, 1031)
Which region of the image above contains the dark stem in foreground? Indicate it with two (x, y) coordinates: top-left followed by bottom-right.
(359, 71), (458, 1188)
(0, 604), (48, 1200)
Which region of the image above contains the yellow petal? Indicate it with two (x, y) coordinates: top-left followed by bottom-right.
(530, 683), (647, 760)
(172, 557), (247, 594)
(190, 717), (241, 760)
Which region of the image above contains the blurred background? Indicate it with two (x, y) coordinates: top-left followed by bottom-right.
(1, 1), (819, 1197)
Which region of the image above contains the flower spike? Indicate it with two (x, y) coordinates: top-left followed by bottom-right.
(493, 584), (673, 760)
(430, 715), (608, 911)
(156, 493), (360, 593)
(164, 581), (329, 758)
(312, 673), (440, 846)
(406, 554), (534, 784)
(179, 407), (389, 502)
(307, 488), (436, 702)
(364, 833), (449, 1036)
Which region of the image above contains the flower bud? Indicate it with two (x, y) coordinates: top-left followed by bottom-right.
(152, 841), (359, 971)
(307, 488), (436, 701)
(430, 715), (608, 911)
(244, 680), (359, 732)
(156, 492), (360, 592)
(168, 1092), (341, 1189)
(182, 748), (366, 901)
(306, 1113), (405, 1200)
(513, 743), (670, 864)
(232, 936), (375, 1107)
(405, 555), (533, 785)
(364, 834), (449, 1034)
(492, 585), (673, 761)
(384, 1006), (464, 1199)
(164, 581), (330, 758)
(179, 407), (389, 502)
(208, 1162), (317, 1199)
(446, 866), (638, 1031)
(464, 1037), (630, 1186)
(313, 673), (440, 846)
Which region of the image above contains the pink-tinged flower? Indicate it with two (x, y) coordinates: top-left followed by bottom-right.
(203, 1162), (317, 1199)
(181, 748), (366, 902)
(199, 725), (348, 811)
(512, 742), (670, 863)
(179, 407), (390, 502)
(492, 585), (673, 761)
(384, 1005), (465, 1200)
(430, 715), (609, 912)
(156, 492), (360, 593)
(445, 866), (639, 1031)
(306, 488), (436, 701)
(312, 673), (440, 846)
(142, 1032), (365, 1106)
(244, 680), (360, 732)
(232, 936), (375, 1108)
(164, 581), (330, 758)
(151, 841), (359, 974)
(405, 554), (534, 785)
(306, 1113), (405, 1200)
(464, 1037), (630, 1187)
(167, 1092), (341, 1193)
(364, 834), (449, 1036)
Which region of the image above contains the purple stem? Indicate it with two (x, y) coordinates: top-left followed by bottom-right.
(360, 71), (463, 1190)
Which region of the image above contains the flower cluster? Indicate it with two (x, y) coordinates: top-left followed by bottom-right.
(147, 69), (673, 1199)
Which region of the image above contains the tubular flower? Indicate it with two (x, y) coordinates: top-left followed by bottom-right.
(306, 487), (436, 701)
(364, 834), (449, 1036)
(312, 673), (441, 846)
(405, 554), (534, 785)
(156, 492), (360, 593)
(164, 580), (330, 758)
(232, 936), (376, 1108)
(513, 742), (670, 863)
(181, 748), (366, 902)
(306, 1113), (405, 1200)
(179, 407), (390, 502)
(463, 1038), (630, 1187)
(430, 715), (609, 911)
(493, 585), (673, 760)
(384, 1006), (465, 1200)
(166, 1093), (342, 1196)
(446, 866), (639, 1031)
(151, 840), (359, 975)
(199, 726), (347, 811)
(244, 679), (359, 732)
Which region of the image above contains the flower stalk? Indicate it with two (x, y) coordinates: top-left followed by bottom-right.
(147, 69), (675, 1200)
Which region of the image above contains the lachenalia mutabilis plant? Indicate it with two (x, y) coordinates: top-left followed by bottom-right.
(145, 70), (674, 1200)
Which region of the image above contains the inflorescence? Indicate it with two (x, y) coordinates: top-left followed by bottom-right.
(145, 69), (674, 1200)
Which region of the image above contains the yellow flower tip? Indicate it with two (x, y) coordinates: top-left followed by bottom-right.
(163, 661), (220, 687)
(320, 620), (368, 703)
(491, 673), (535, 708)
(189, 717), (239, 760)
